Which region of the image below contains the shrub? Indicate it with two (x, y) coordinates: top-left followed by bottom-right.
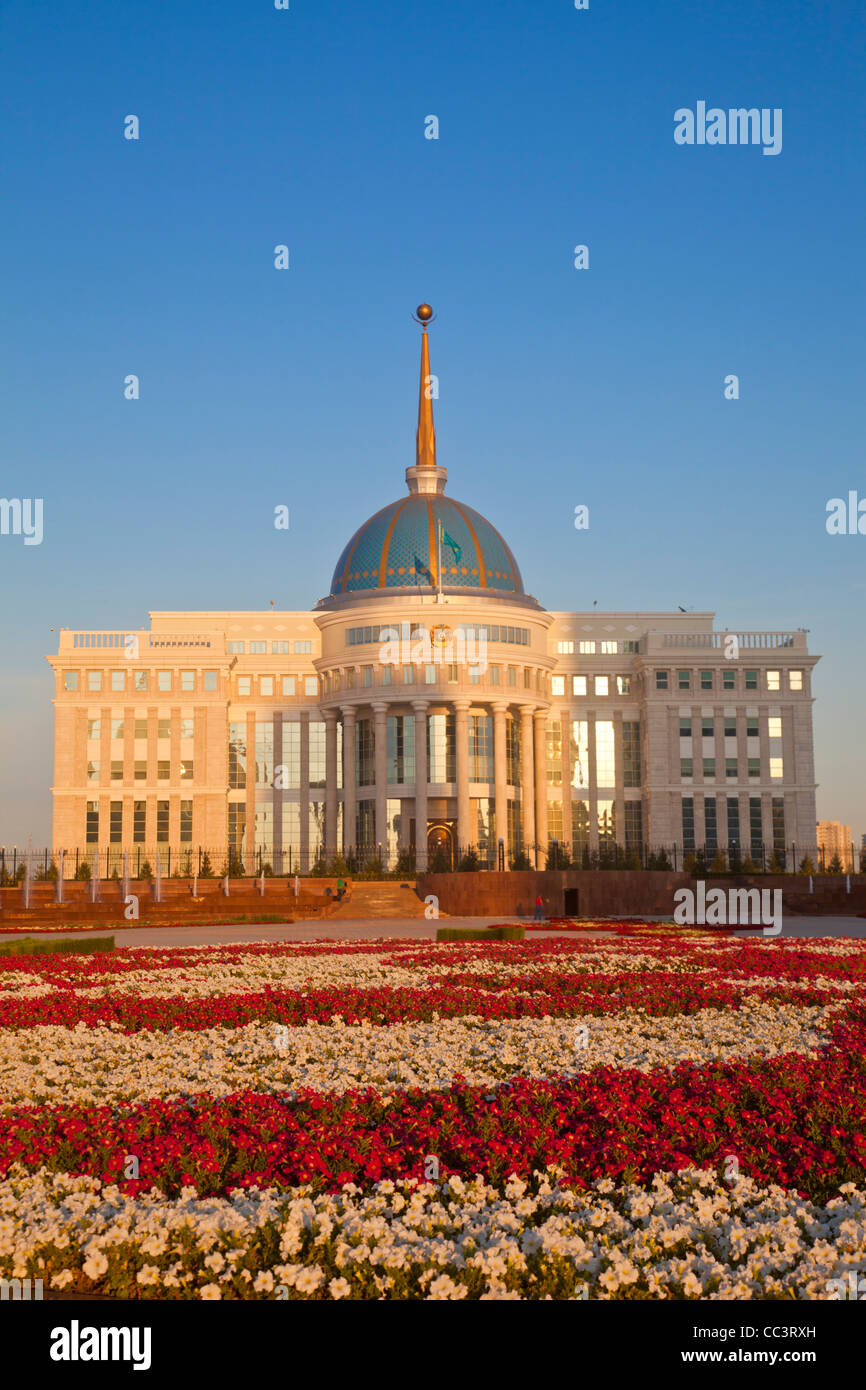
(509, 851), (532, 872)
(0, 934), (114, 958)
(799, 856), (816, 875)
(73, 862), (92, 881)
(199, 854), (214, 879)
(457, 848), (480, 872)
(710, 849), (728, 875)
(545, 843), (571, 871)
(391, 848), (416, 879)
(768, 852), (786, 874)
(428, 847), (453, 874)
(436, 925), (525, 942)
(139, 860), (153, 881)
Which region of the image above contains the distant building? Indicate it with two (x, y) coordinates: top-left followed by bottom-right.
(816, 821), (854, 871)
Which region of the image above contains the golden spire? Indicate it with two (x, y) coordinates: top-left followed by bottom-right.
(407, 304), (447, 496)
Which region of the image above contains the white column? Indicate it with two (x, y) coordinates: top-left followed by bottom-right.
(324, 710), (338, 856)
(520, 704), (536, 862)
(534, 710), (548, 868)
(492, 700), (509, 865)
(341, 706), (356, 854)
(413, 700), (429, 870)
(454, 699), (471, 855)
(373, 701), (389, 864)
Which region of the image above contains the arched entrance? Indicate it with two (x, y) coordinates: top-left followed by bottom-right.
(427, 822), (455, 869)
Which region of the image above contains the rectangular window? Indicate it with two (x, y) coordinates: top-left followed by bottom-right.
(204, 671), (217, 691)
(595, 719), (615, 786)
(255, 720), (274, 787)
(109, 801), (122, 844)
(551, 675), (565, 696)
(260, 676), (274, 696)
(356, 718), (375, 787)
(680, 718), (692, 738)
(304, 676), (318, 696)
(724, 718), (736, 738)
(63, 671), (79, 691)
(579, 641), (596, 654)
(747, 757), (760, 778)
(282, 722), (300, 789)
(381, 666), (392, 685)
(180, 800), (193, 843)
(250, 641), (267, 655)
(157, 671), (171, 692)
(134, 671), (148, 692)
(87, 760), (100, 782)
(158, 718), (171, 740)
(703, 758), (715, 779)
(624, 800), (643, 852)
(768, 716), (782, 739)
(772, 797), (785, 853)
(557, 640), (574, 654)
(573, 675), (587, 696)
(597, 800), (616, 847)
(87, 671), (102, 692)
(545, 717), (562, 787)
(111, 760), (123, 781)
(180, 670), (195, 691)
(722, 669), (735, 690)
(616, 675), (630, 694)
(228, 802), (245, 856)
(387, 715), (415, 785)
(134, 761), (146, 780)
(594, 676), (609, 696)
(726, 758), (738, 779)
(700, 671), (713, 690)
(623, 722), (641, 787)
(403, 665), (415, 684)
(745, 670), (758, 690)
(523, 668), (531, 689)
(282, 675), (296, 696)
(134, 718), (147, 739)
(746, 718), (759, 738)
(229, 722), (247, 789)
(468, 713), (493, 782)
(678, 670), (690, 690)
(489, 665), (500, 685)
(86, 801), (99, 844)
(570, 720), (589, 790)
(428, 712), (456, 784)
(157, 760), (170, 780)
(88, 718), (101, 740)
(600, 640), (617, 655)
(363, 666), (373, 687)
(111, 718), (124, 740)
(237, 677), (251, 696)
(769, 757), (784, 780)
(272, 641), (290, 654)
(111, 671), (125, 692)
(309, 720), (326, 788)
(469, 666), (482, 684)
(681, 758), (693, 778)
(789, 670), (803, 691)
(294, 640), (312, 654)
(682, 797), (695, 852)
(656, 670), (668, 690)
(767, 670), (781, 691)
(705, 798), (718, 852)
(507, 667), (516, 687)
(727, 796), (740, 850)
(133, 800), (146, 843)
(156, 800), (169, 843)
(750, 797), (763, 855)
(180, 718), (193, 740)
(180, 760), (193, 780)
(227, 642), (245, 654)
(702, 718), (713, 738)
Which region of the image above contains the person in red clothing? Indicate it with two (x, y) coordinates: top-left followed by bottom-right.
(534, 894), (544, 922)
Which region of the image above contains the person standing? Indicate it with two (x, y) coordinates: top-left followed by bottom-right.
(534, 894), (544, 921)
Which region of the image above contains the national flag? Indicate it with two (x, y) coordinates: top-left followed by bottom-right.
(443, 530), (461, 565)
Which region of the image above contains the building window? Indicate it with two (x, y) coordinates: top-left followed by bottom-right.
(180, 760), (193, 780)
(134, 671), (148, 691)
(745, 670), (758, 690)
(702, 718), (713, 738)
(624, 800), (643, 853)
(250, 641), (266, 655)
(750, 797), (763, 856)
(204, 671), (217, 691)
(362, 666), (372, 687)
(579, 641), (596, 655)
(703, 758), (715, 779)
(616, 675), (630, 694)
(428, 712), (456, 784)
(682, 797), (695, 852)
(523, 668), (532, 689)
(227, 642), (245, 654)
(655, 670), (668, 690)
(260, 676), (274, 696)
(86, 801), (99, 844)
(677, 670), (690, 690)
(769, 757), (784, 780)
(724, 718), (736, 738)
(600, 641), (617, 655)
(595, 720), (615, 786)
(489, 665), (500, 685)
(87, 671), (102, 692)
(282, 722), (300, 789)
(272, 641), (289, 654)
(344, 670), (355, 688)
(134, 719), (147, 739)
(727, 797), (740, 850)
(134, 761), (146, 780)
(595, 676), (609, 696)
(789, 670), (803, 691)
(309, 720), (326, 788)
(551, 675), (565, 696)
(158, 718), (171, 740)
(381, 665), (392, 685)
(111, 718), (124, 740)
(88, 718), (101, 740)
(700, 671), (713, 690)
(63, 671), (79, 691)
(387, 715), (415, 785)
(157, 671), (171, 692)
(570, 720), (589, 790)
(705, 798), (718, 851)
(180, 718), (193, 740)
(722, 669), (735, 690)
(772, 798), (786, 853)
(229, 722), (247, 789)
(111, 760), (123, 781)
(180, 670), (195, 691)
(507, 667), (516, 687)
(158, 760), (170, 780)
(111, 671), (125, 692)
(237, 677), (251, 696)
(573, 675), (587, 696)
(403, 665), (415, 684)
(557, 640), (574, 654)
(133, 801), (146, 843)
(597, 800), (616, 848)
(228, 802), (245, 856)
(745, 718), (758, 739)
(356, 718), (374, 787)
(180, 801), (192, 843)
(295, 641), (312, 654)
(748, 758), (760, 778)
(681, 758), (693, 779)
(468, 714), (493, 782)
(623, 722), (641, 787)
(87, 760), (100, 782)
(572, 799), (590, 863)
(767, 670), (781, 691)
(109, 801), (122, 844)
(680, 718), (692, 738)
(726, 758), (738, 779)
(425, 665), (437, 684)
(506, 715), (521, 785)
(282, 675), (296, 696)
(256, 721), (274, 786)
(768, 716), (782, 739)
(546, 718), (562, 787)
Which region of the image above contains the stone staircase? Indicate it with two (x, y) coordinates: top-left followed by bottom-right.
(327, 880), (432, 919)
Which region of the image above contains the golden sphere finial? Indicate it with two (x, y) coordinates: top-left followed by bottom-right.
(415, 302), (434, 323)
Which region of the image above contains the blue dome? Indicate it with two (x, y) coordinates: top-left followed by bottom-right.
(330, 494), (524, 596)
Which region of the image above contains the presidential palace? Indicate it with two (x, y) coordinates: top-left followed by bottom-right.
(47, 307), (820, 873)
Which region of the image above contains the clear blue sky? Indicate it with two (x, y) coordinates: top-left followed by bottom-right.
(1, 0), (864, 845)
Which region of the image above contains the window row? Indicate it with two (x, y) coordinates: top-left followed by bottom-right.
(345, 624), (531, 647)
(656, 669), (803, 692)
(65, 670), (219, 693)
(87, 761), (195, 782)
(551, 674), (631, 697)
(555, 639), (640, 655)
(682, 796), (786, 855)
(680, 758), (784, 781)
(227, 640), (312, 654)
(322, 664), (546, 693)
(235, 675), (319, 697)
(86, 800), (193, 844)
(87, 718), (195, 740)
(679, 716), (783, 739)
